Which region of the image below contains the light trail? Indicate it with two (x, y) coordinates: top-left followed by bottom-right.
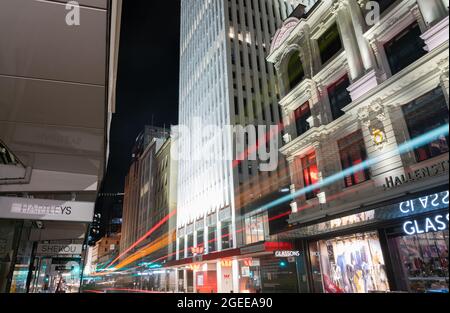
(105, 209), (176, 269)
(257, 124), (449, 213)
(232, 122), (284, 167)
(94, 124), (448, 279)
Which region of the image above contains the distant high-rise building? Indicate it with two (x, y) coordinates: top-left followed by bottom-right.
(120, 127), (169, 253)
(174, 0), (314, 293)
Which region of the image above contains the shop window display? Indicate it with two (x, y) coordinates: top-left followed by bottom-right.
(309, 232), (390, 293)
(389, 230), (449, 293)
(238, 259), (262, 293)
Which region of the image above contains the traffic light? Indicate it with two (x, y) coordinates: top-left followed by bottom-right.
(279, 259), (288, 268)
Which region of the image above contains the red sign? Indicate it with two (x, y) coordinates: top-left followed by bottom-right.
(191, 246), (204, 255)
(264, 241), (294, 251)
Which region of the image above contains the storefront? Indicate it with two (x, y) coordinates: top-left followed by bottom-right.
(0, 196), (94, 293)
(274, 188), (449, 293)
(237, 241), (300, 293)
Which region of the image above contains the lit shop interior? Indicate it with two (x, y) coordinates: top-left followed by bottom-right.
(0, 219), (87, 293)
(274, 189), (449, 293)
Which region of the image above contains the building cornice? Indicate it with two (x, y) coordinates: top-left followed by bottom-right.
(344, 43), (449, 115)
(363, 0), (417, 43)
(280, 113), (353, 158)
(279, 78), (316, 111)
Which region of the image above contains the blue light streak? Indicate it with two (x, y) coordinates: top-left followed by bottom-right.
(258, 124), (449, 212)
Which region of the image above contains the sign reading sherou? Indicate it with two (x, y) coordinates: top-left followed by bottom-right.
(0, 196), (94, 222)
(37, 243), (83, 256)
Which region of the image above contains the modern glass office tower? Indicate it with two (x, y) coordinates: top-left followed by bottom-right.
(174, 0), (317, 293)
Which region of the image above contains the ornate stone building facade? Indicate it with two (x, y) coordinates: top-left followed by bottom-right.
(267, 0), (449, 293)
(268, 0), (448, 221)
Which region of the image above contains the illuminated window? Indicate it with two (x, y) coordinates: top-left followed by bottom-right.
(384, 23), (426, 76)
(294, 102), (311, 136)
(221, 220), (233, 249)
(229, 26), (235, 38)
(244, 212), (267, 245)
(287, 51), (304, 90)
(318, 23), (342, 65)
(178, 237), (185, 259)
(338, 130), (370, 187)
(186, 233), (194, 257)
(208, 226), (217, 253)
(328, 75), (352, 120)
(196, 229), (204, 252)
(402, 87), (449, 162)
(301, 152), (319, 200)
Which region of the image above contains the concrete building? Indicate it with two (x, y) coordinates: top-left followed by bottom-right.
(117, 130), (178, 292)
(171, 0), (319, 293)
(93, 234), (121, 270)
(267, 0), (449, 293)
(0, 0), (122, 293)
(120, 127), (169, 254)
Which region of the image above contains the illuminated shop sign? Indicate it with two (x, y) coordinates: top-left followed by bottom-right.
(191, 247), (204, 255)
(274, 250), (300, 257)
(37, 244), (83, 256)
(282, 191), (449, 238)
(403, 213), (449, 235)
(400, 191), (449, 235)
(399, 191), (449, 213)
(221, 259), (233, 267)
(0, 196), (94, 222)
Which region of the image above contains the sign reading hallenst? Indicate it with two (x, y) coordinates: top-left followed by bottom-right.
(0, 196), (94, 222)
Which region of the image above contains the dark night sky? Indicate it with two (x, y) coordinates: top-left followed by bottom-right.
(102, 1), (181, 194)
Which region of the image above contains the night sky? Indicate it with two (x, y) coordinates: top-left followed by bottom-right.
(102, 1), (181, 194)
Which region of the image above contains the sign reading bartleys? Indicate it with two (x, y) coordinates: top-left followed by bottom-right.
(0, 196), (95, 223)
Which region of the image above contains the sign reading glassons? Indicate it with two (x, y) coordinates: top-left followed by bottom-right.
(399, 191), (449, 236)
(274, 251), (300, 257)
(403, 213), (449, 235)
(0, 196), (95, 222)
(399, 191), (449, 214)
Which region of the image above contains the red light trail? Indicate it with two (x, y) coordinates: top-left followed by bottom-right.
(105, 209), (176, 269)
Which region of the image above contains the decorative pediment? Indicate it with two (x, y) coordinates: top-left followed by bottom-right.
(269, 17), (300, 55)
(280, 78), (315, 112)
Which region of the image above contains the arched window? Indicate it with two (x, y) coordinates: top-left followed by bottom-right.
(287, 51), (304, 90)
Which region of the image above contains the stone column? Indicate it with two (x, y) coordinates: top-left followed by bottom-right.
(275, 61), (287, 97)
(287, 155), (305, 212)
(438, 59), (450, 108)
(333, 0), (364, 81)
(411, 5), (428, 32)
(370, 38), (390, 78)
(357, 103), (406, 188)
(348, 0), (377, 71)
(416, 0), (447, 27)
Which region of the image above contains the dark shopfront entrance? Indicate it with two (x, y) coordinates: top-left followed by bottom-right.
(0, 219), (87, 293)
(276, 189), (449, 293)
